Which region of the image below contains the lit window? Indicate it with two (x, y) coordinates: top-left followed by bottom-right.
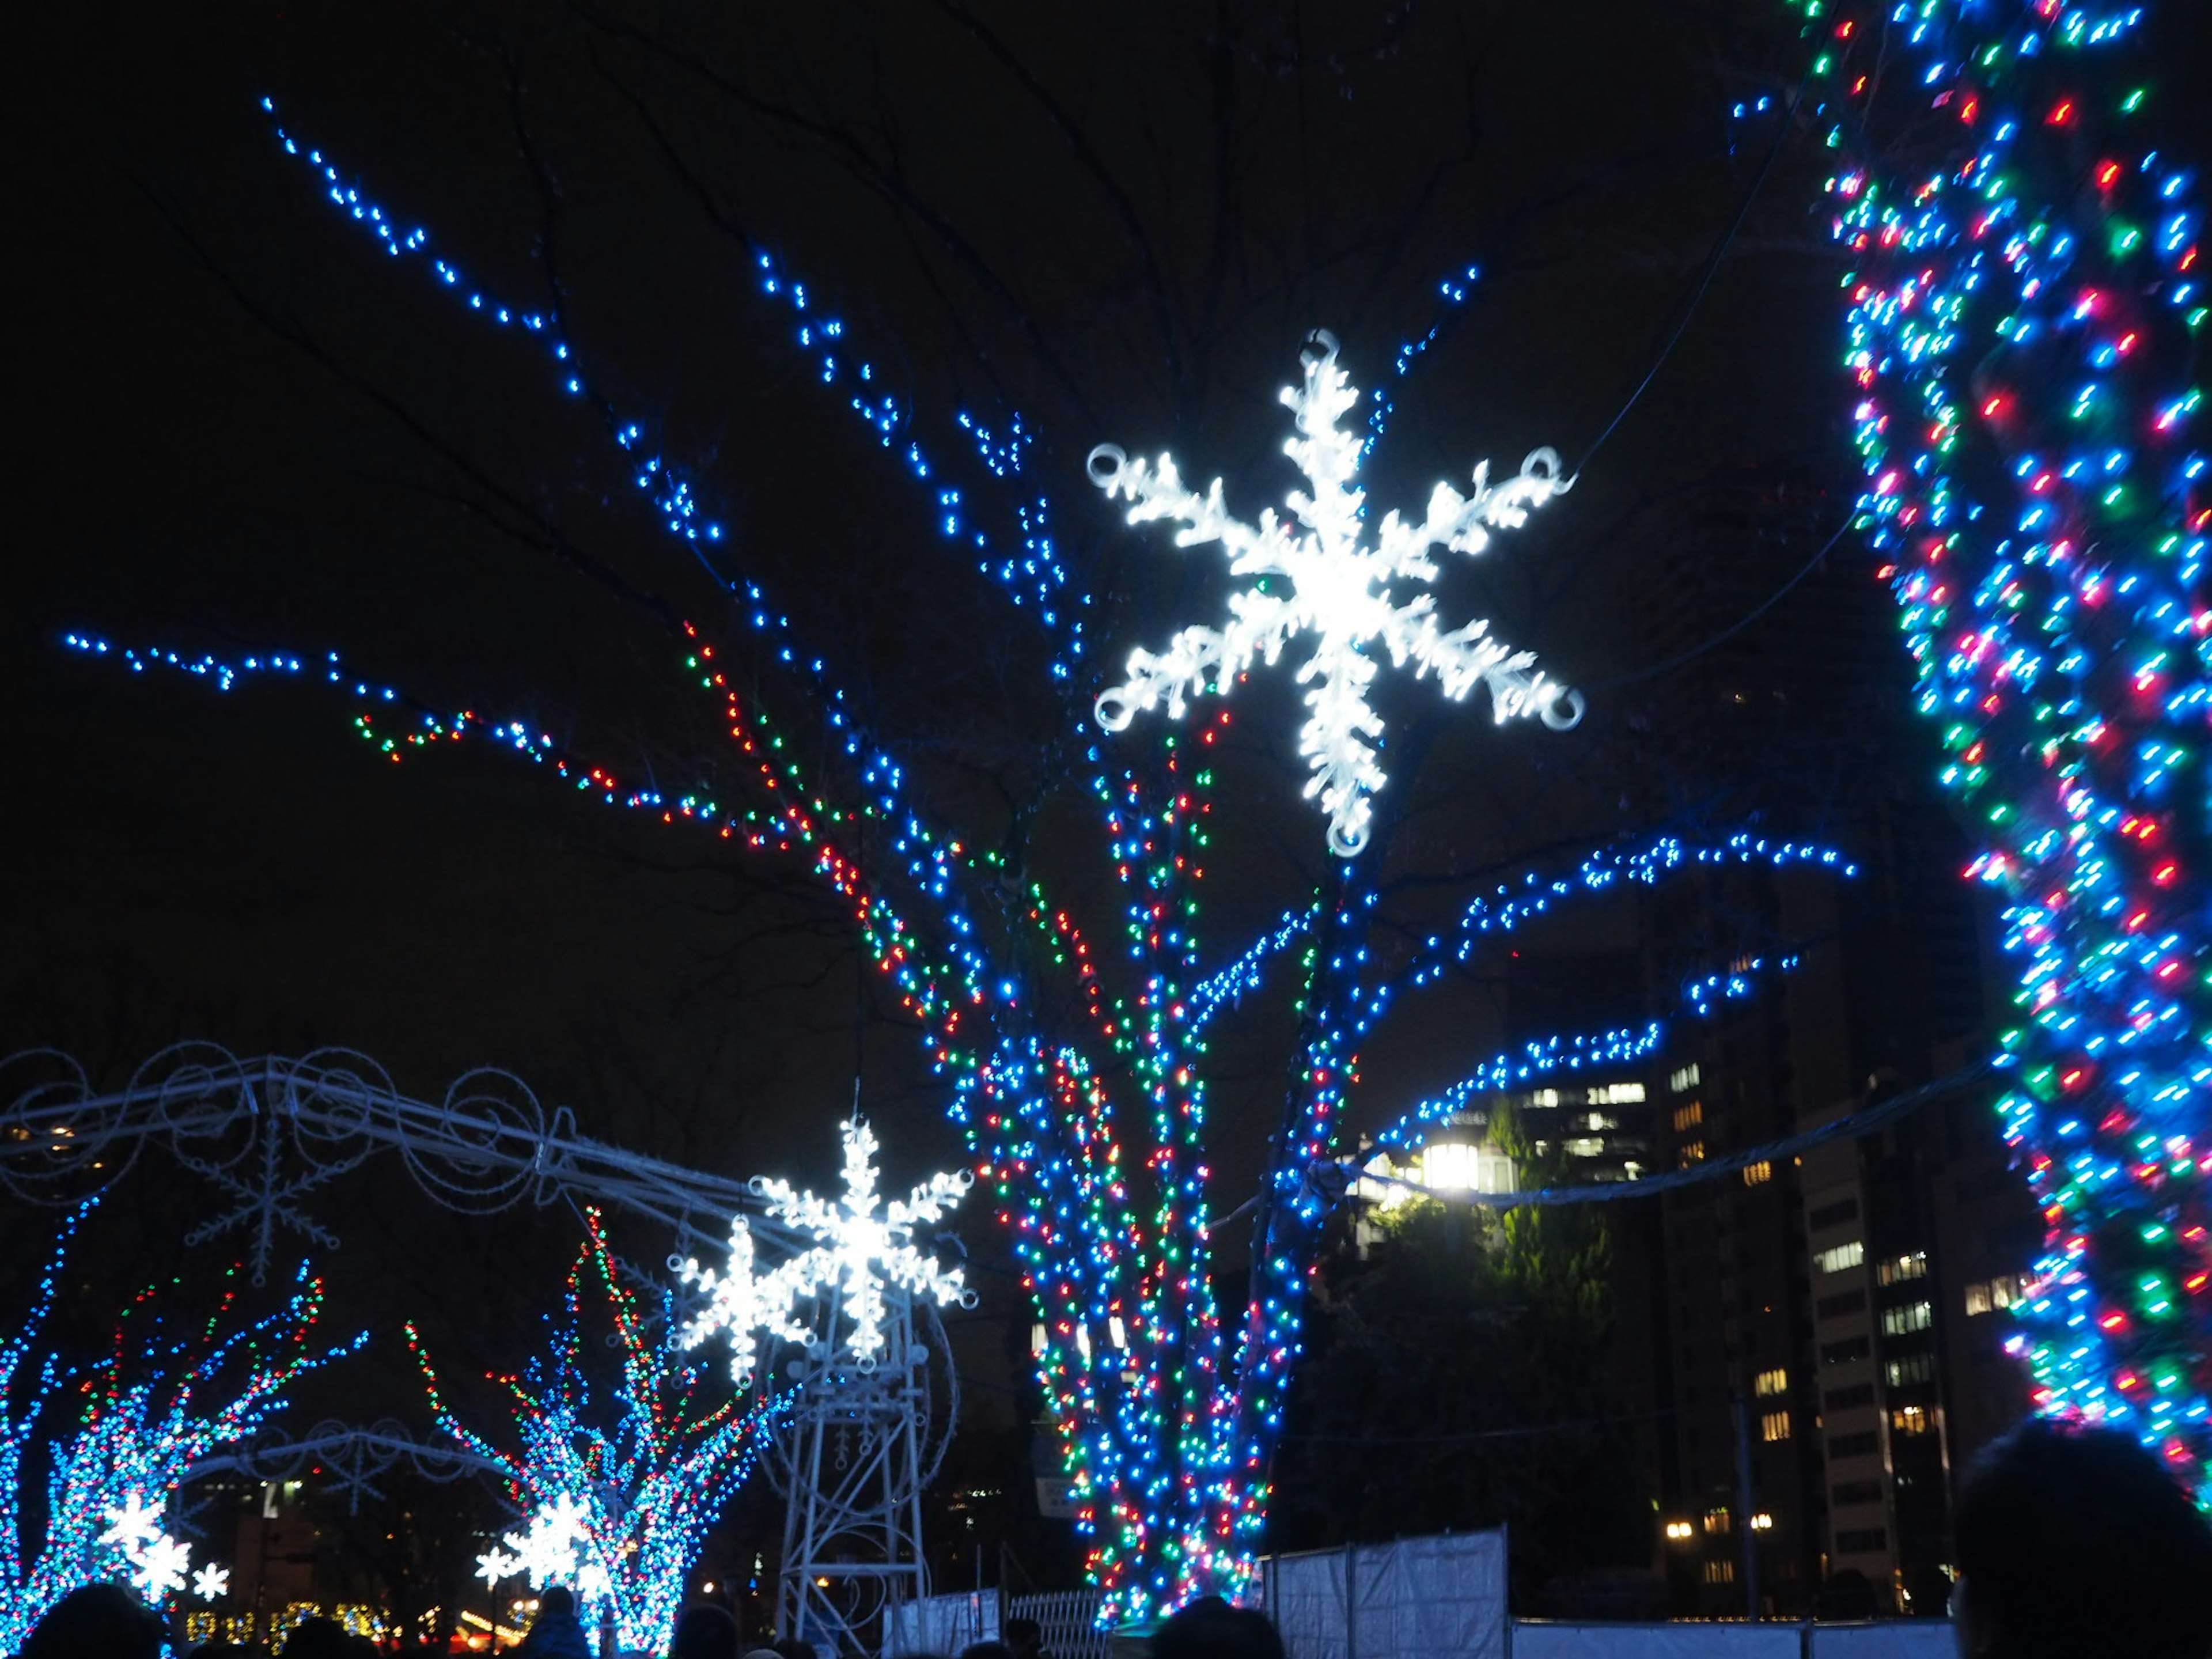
(1742, 1160), (1772, 1187)
(1703, 1560), (1737, 1585)
(1590, 1082), (1647, 1105)
(1703, 1508), (1732, 1535)
(1891, 1405), (1934, 1437)
(1755, 1367), (1789, 1397)
(1881, 1301), (1934, 1337)
(1563, 1137), (1606, 1157)
(1529, 1089), (1561, 1108)
(1750, 1513), (1774, 1531)
(1877, 1252), (1929, 1286)
(1813, 1240), (1866, 1277)
(1885, 1354), (1936, 1388)
(1673, 1101), (1705, 1133)
(1665, 1520), (1695, 1541)
(1415, 1141), (1515, 1194)
(1679, 1141), (1707, 1169)
(1762, 1410), (1792, 1442)
(1965, 1273), (2028, 1315)
(1670, 1063), (1702, 1094)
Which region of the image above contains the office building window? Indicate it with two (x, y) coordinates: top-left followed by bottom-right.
(1964, 1274), (2029, 1316)
(1891, 1405), (1934, 1437)
(1881, 1301), (1935, 1337)
(1810, 1197), (1861, 1230)
(1877, 1252), (1929, 1286)
(1742, 1160), (1772, 1186)
(1832, 1479), (1884, 1506)
(1885, 1354), (1937, 1388)
(1673, 1100), (1705, 1133)
(1753, 1367), (1788, 1397)
(1817, 1289), (1868, 1321)
(1813, 1240), (1866, 1276)
(1703, 1508), (1732, 1535)
(1761, 1411), (1792, 1442)
(1825, 1384), (1876, 1411)
(1830, 1430), (1880, 1458)
(1590, 1082), (1646, 1105)
(1836, 1528), (1888, 1555)
(1703, 1560), (1737, 1585)
(1820, 1335), (1872, 1366)
(1670, 1063), (1701, 1094)
(1678, 1141), (1706, 1169)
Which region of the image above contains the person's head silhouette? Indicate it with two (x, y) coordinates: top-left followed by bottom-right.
(1951, 1416), (2212, 1659)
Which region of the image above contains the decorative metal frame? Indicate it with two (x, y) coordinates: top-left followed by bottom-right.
(0, 1044), (801, 1281)
(767, 1294), (957, 1657)
(3, 1045), (961, 1657)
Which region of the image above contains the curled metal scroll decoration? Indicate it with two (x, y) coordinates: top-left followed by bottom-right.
(0, 1044), (795, 1283)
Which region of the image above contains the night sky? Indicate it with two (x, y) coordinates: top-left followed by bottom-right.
(11, 0), (2207, 1536)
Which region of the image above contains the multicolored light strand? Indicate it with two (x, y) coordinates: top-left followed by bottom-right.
(1790, 0), (2210, 1490)
(412, 1209), (785, 1652)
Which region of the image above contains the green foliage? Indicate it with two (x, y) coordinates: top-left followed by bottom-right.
(1271, 1121), (1652, 1604)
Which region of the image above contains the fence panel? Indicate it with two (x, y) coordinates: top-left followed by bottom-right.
(1267, 1547), (1353, 1659)
(1007, 1589), (1111, 1659)
(1809, 1624), (1955, 1659)
(1509, 1624), (1803, 1659)
(888, 1591), (999, 1656)
(1266, 1530), (1508, 1659)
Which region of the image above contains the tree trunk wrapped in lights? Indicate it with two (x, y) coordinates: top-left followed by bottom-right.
(1786, 0), (2210, 1491)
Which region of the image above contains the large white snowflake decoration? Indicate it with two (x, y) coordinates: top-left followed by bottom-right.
(1089, 331), (1584, 857)
(101, 1495), (198, 1600)
(678, 1118), (975, 1382)
(502, 1495), (590, 1589)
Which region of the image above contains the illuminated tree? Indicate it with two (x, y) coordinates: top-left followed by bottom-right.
(73, 69), (1858, 1620)
(0, 1203), (358, 1649)
(1786, 0), (2210, 1491)
(412, 1209), (783, 1652)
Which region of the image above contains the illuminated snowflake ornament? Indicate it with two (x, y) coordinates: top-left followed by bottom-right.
(1090, 331), (1583, 856)
(475, 1544), (521, 1590)
(101, 1498), (198, 1600)
(679, 1118), (974, 1380)
(502, 1495), (590, 1589)
(191, 1563), (231, 1603)
(99, 1495), (164, 1558)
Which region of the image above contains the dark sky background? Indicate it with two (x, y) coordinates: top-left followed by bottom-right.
(8, 0), (2207, 1512)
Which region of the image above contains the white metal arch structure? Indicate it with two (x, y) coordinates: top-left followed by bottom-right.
(0, 1043), (804, 1281)
(184, 1418), (518, 1513)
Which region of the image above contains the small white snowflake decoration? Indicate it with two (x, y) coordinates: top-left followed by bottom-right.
(191, 1562), (232, 1603)
(475, 1544), (521, 1590)
(679, 1118), (974, 1381)
(102, 1494), (200, 1601)
(1089, 331), (1583, 856)
(99, 1494), (165, 1557)
(134, 1533), (194, 1599)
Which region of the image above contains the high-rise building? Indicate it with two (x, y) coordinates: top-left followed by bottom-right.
(1620, 467), (2039, 1617)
